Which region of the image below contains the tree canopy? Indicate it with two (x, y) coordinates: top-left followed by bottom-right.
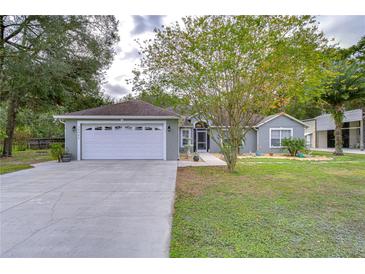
(0, 15), (119, 156)
(132, 15), (332, 171)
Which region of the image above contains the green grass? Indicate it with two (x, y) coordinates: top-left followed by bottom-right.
(170, 152), (365, 257)
(0, 149), (53, 174)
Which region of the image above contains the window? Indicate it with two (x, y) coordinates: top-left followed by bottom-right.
(154, 126), (162, 131)
(125, 125), (133, 130)
(115, 125), (122, 130)
(145, 126), (153, 131)
(105, 126), (112, 130)
(270, 128), (293, 148)
(181, 129), (191, 147)
(135, 126), (143, 131)
(95, 126), (102, 131)
(85, 127), (92, 131)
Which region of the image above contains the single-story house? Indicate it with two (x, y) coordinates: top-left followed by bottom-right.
(304, 108), (364, 150)
(54, 100), (308, 160)
(179, 112), (308, 155)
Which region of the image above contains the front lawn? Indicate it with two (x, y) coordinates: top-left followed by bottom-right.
(0, 149), (53, 174)
(170, 152), (365, 257)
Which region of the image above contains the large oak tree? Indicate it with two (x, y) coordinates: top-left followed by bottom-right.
(132, 15), (331, 171)
(0, 15), (119, 156)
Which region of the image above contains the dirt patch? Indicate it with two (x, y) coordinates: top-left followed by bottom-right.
(176, 167), (226, 196)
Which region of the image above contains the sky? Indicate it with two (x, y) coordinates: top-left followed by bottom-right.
(104, 15), (365, 100)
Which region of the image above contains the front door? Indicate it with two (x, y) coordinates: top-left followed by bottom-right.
(196, 130), (207, 152)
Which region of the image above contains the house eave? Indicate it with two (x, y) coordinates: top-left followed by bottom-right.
(254, 113), (309, 128)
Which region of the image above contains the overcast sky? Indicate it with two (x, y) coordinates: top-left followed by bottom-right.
(104, 15), (365, 99)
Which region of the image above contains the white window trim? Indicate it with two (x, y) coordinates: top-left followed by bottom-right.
(77, 120), (167, 161)
(180, 128), (191, 148)
(269, 128), (293, 148)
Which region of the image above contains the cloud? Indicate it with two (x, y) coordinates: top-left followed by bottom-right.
(131, 15), (165, 35)
(104, 83), (129, 97)
(120, 48), (140, 60)
(317, 16), (365, 48)
(114, 74), (128, 81)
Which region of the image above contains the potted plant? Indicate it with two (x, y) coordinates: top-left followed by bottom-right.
(61, 150), (72, 162)
(193, 152), (200, 162)
(50, 143), (71, 162)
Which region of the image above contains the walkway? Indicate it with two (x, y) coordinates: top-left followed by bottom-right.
(178, 153), (226, 167)
(310, 148), (365, 155)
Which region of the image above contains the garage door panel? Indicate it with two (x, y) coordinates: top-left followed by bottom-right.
(81, 124), (165, 160)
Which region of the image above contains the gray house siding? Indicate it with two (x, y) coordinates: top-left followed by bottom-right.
(240, 129), (257, 153)
(65, 120), (78, 160)
(63, 118), (179, 161)
(257, 115), (305, 153)
(209, 128), (221, 153)
(209, 128), (257, 154)
(165, 119), (179, 160)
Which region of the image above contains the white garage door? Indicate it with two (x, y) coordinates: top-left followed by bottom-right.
(81, 123), (165, 160)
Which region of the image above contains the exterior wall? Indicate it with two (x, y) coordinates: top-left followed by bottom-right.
(317, 131), (327, 148)
(240, 129), (257, 153)
(303, 119), (316, 148)
(257, 115), (305, 153)
(65, 120), (78, 160)
(349, 121), (360, 148)
(184, 127), (257, 154)
(209, 128), (221, 153)
(64, 118), (179, 161)
(165, 119), (179, 160)
(316, 109), (363, 131)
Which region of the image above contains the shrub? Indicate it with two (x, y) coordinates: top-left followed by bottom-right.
(50, 143), (65, 162)
(13, 127), (32, 151)
(282, 137), (306, 156)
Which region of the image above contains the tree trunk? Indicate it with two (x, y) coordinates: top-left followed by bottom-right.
(0, 15), (5, 92)
(332, 105), (344, 156)
(2, 97), (19, 157)
(222, 144), (238, 172)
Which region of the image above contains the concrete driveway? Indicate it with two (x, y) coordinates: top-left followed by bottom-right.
(0, 160), (177, 258)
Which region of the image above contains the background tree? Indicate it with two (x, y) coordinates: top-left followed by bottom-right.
(132, 15), (331, 171)
(318, 36), (365, 155)
(0, 15), (119, 156)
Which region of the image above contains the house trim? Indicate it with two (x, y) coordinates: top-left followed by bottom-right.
(269, 127), (294, 148)
(180, 128), (192, 148)
(255, 113), (308, 128)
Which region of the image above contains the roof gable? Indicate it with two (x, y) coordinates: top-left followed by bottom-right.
(254, 112), (308, 128)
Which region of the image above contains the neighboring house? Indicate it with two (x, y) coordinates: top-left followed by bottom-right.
(304, 108), (365, 150)
(54, 100), (307, 160)
(179, 112), (308, 154)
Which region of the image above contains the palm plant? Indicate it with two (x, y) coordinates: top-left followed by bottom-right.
(320, 60), (365, 155)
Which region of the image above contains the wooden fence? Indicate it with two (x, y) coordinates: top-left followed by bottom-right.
(27, 138), (65, 149)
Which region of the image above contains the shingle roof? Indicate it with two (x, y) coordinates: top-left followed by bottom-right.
(62, 100), (180, 117)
